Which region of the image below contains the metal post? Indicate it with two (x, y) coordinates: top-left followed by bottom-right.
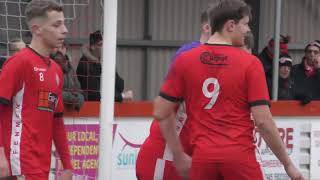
(272, 0), (282, 100)
(98, 0), (118, 179)
(142, 0), (151, 99)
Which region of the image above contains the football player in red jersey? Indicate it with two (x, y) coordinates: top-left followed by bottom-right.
(136, 5), (212, 180)
(0, 0), (72, 179)
(154, 0), (304, 180)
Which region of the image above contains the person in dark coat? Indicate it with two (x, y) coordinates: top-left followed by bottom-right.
(278, 54), (294, 100)
(51, 50), (85, 111)
(291, 40), (320, 104)
(115, 71), (133, 102)
(77, 30), (133, 102)
(77, 31), (103, 101)
(258, 35), (291, 97)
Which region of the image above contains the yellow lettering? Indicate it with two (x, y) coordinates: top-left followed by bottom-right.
(82, 159), (98, 169)
(71, 159), (81, 169)
(69, 145), (98, 156)
(67, 132), (77, 142)
(77, 131), (98, 142)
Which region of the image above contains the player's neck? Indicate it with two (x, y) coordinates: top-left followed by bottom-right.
(29, 38), (52, 57)
(207, 32), (232, 45)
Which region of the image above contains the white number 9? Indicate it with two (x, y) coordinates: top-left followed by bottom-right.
(202, 78), (220, 109)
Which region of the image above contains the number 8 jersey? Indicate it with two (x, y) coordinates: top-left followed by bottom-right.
(159, 44), (270, 163)
(0, 47), (65, 176)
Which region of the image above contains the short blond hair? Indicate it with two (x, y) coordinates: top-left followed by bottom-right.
(25, 0), (63, 24)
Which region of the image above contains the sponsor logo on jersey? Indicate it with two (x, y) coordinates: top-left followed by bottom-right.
(200, 52), (228, 66)
(38, 91), (58, 112)
(33, 67), (47, 72)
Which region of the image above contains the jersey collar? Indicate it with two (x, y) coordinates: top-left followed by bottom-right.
(27, 47), (51, 66)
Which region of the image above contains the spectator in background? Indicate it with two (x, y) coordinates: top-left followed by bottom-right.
(291, 40), (320, 104)
(258, 35), (291, 97)
(77, 30), (103, 101)
(78, 30), (133, 102)
(278, 54), (294, 100)
(314, 53), (320, 73)
(51, 48), (84, 111)
(53, 42), (68, 59)
(0, 39), (26, 70)
(115, 71), (133, 102)
(8, 38), (26, 55)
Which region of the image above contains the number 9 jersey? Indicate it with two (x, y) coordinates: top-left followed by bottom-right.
(159, 44), (270, 163)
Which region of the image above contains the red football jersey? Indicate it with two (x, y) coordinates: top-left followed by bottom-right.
(0, 47), (64, 175)
(147, 103), (191, 159)
(160, 44), (270, 162)
(136, 103), (190, 180)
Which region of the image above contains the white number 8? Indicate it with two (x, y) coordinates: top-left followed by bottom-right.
(39, 72), (44, 82)
(202, 78), (220, 109)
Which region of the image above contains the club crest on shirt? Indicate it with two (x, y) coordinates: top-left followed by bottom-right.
(37, 91), (58, 112)
(200, 52), (228, 66)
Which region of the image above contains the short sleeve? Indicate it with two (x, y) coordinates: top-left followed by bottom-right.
(0, 57), (24, 105)
(246, 58), (270, 106)
(159, 55), (185, 102)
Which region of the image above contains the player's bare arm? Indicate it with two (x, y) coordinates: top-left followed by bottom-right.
(154, 96), (191, 179)
(0, 147), (10, 178)
(59, 169), (73, 180)
(0, 127), (10, 179)
(53, 115), (73, 179)
(251, 105), (304, 180)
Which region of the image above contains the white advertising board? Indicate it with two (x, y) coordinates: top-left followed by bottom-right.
(59, 117), (307, 180)
(255, 118), (301, 180)
(310, 122), (320, 180)
(111, 118), (152, 180)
